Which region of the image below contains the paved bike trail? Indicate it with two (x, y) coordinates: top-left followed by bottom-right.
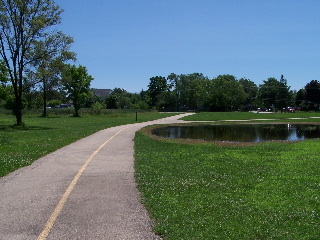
(0, 113), (194, 240)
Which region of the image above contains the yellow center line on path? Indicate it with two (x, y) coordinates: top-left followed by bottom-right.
(37, 127), (129, 240)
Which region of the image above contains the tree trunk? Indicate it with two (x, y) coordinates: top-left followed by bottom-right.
(73, 96), (80, 117)
(43, 80), (47, 117)
(14, 96), (23, 126)
(16, 59), (24, 126)
(15, 110), (23, 126)
(12, 76), (24, 126)
(74, 105), (80, 117)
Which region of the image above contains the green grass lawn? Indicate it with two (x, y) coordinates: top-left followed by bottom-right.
(181, 111), (320, 122)
(135, 118), (320, 239)
(0, 111), (176, 177)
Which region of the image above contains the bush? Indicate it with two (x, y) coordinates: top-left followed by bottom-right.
(91, 101), (106, 110)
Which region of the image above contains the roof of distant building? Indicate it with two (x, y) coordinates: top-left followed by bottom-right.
(92, 89), (112, 99)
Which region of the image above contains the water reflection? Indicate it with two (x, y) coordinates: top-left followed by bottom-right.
(152, 124), (320, 143)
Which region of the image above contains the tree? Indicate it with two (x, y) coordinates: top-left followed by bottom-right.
(277, 75), (293, 109)
(0, 59), (12, 107)
(280, 74), (287, 85)
(257, 76), (292, 111)
(0, 84), (13, 108)
(86, 94), (105, 109)
(178, 73), (210, 110)
(147, 76), (169, 108)
(167, 73), (211, 111)
(138, 89), (150, 109)
(105, 88), (128, 109)
(62, 65), (93, 117)
(295, 88), (306, 109)
(305, 80), (320, 112)
(105, 88), (146, 110)
(0, 0), (64, 125)
(0, 59), (8, 82)
(239, 78), (258, 110)
(24, 89), (42, 109)
(29, 32), (76, 116)
(258, 78), (278, 109)
(211, 75), (246, 111)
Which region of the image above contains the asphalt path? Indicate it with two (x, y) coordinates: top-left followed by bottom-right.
(0, 113), (194, 240)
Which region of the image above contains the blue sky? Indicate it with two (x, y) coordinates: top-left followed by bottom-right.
(55, 0), (320, 93)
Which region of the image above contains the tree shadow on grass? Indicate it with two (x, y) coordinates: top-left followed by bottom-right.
(0, 125), (56, 131)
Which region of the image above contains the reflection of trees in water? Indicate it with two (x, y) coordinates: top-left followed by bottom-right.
(153, 124), (320, 143)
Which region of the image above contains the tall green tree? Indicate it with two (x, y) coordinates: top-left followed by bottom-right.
(211, 75), (246, 111)
(168, 73), (211, 110)
(277, 75), (293, 109)
(178, 73), (209, 110)
(167, 73), (180, 110)
(147, 76), (169, 108)
(0, 0), (64, 125)
(62, 65), (93, 117)
(305, 80), (320, 112)
(257, 77), (291, 111)
(189, 74), (211, 110)
(239, 78), (258, 110)
(105, 88), (132, 109)
(29, 32), (76, 116)
(295, 88), (306, 108)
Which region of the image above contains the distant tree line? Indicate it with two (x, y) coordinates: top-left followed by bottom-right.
(81, 73), (320, 112)
(2, 57), (320, 116)
(139, 73), (320, 112)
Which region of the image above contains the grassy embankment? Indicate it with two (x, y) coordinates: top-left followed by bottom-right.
(0, 111), (177, 177)
(135, 111), (320, 239)
(182, 111), (320, 122)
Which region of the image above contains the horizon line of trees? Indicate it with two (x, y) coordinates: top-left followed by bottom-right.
(3, 72), (319, 114)
(142, 73), (320, 112)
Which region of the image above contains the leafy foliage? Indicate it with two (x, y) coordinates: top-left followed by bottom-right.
(239, 78), (258, 110)
(305, 80), (320, 109)
(147, 76), (169, 108)
(105, 88), (144, 110)
(293, 80), (320, 111)
(0, 0), (65, 125)
(62, 64), (93, 117)
(29, 32), (76, 116)
(258, 77), (293, 110)
(0, 59), (8, 83)
(211, 75), (247, 111)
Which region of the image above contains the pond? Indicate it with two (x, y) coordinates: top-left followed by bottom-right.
(151, 124), (320, 143)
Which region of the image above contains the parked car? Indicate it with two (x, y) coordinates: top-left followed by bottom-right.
(287, 107), (296, 113)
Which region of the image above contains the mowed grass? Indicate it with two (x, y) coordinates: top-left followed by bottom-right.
(181, 111), (320, 122)
(0, 112), (176, 177)
(135, 121), (320, 239)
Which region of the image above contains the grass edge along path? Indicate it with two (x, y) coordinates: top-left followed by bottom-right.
(0, 112), (177, 177)
(135, 124), (320, 240)
(181, 111), (320, 122)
